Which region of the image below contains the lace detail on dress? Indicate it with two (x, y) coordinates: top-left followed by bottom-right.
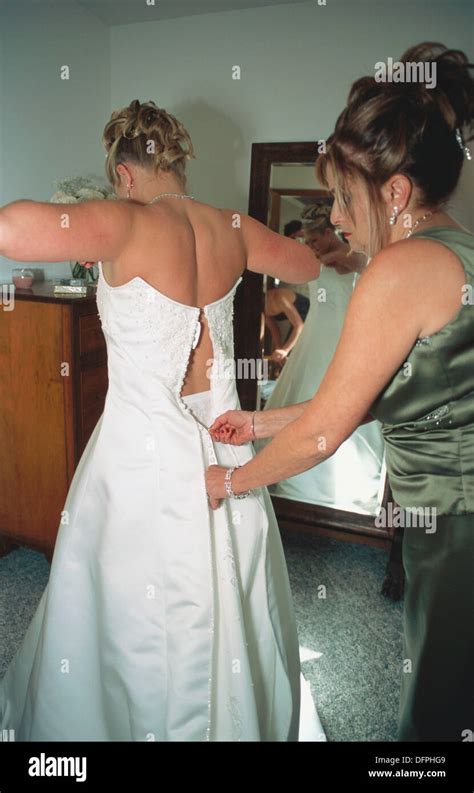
(205, 291), (239, 392)
(97, 271), (242, 397)
(205, 296), (236, 362)
(102, 279), (200, 392)
(96, 282), (113, 335)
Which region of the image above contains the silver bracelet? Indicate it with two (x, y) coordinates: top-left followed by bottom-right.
(251, 410), (257, 440)
(224, 466), (251, 499)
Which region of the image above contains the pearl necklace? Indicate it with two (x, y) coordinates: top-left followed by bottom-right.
(147, 192), (195, 205)
(405, 211), (433, 239)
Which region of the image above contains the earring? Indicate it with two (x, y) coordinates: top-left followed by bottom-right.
(127, 182), (133, 199)
(389, 206), (399, 226)
(455, 128), (472, 161)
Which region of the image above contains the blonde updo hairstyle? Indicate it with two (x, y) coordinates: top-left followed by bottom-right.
(103, 99), (195, 189)
(301, 203), (335, 236)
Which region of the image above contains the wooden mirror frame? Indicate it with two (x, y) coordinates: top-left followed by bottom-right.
(234, 141), (393, 550)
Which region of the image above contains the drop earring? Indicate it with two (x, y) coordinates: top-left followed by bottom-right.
(127, 181), (133, 200)
(389, 206), (399, 226)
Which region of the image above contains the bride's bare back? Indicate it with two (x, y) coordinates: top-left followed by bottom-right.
(101, 198), (318, 395)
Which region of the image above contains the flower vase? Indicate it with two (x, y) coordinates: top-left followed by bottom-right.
(70, 261), (99, 286)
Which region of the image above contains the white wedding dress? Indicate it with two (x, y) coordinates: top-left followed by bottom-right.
(259, 267), (385, 514)
(0, 263), (325, 742)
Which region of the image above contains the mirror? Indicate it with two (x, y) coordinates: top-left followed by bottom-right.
(235, 142), (392, 545)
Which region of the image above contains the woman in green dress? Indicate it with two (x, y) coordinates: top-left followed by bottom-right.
(206, 42), (474, 742)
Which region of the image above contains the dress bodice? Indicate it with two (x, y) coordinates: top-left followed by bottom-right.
(369, 227), (474, 514)
(96, 263), (242, 400)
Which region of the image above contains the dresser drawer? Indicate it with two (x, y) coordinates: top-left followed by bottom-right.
(79, 312), (106, 357)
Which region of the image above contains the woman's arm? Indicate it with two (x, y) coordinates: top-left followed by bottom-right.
(210, 400), (375, 445)
(255, 404), (376, 437)
(0, 199), (134, 262)
(207, 240), (436, 501)
(273, 295), (305, 358)
(264, 315), (283, 350)
(240, 213), (320, 284)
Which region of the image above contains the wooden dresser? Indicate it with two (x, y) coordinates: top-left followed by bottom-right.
(0, 281), (108, 561)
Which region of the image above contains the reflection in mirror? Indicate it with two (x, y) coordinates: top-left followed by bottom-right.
(256, 163), (386, 516)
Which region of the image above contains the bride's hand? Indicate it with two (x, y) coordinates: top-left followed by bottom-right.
(209, 410), (255, 446)
(205, 465), (228, 510)
(320, 250), (365, 274)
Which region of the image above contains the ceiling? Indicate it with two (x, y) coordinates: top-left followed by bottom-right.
(75, 0), (307, 27)
(0, 0), (463, 24)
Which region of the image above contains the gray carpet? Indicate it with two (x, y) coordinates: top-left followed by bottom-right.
(0, 547), (50, 679)
(282, 530), (404, 741)
(0, 533), (403, 741)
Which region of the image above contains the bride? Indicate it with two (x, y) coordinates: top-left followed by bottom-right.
(0, 100), (324, 741)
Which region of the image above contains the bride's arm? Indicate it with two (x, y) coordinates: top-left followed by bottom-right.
(0, 199), (134, 262)
(240, 213), (320, 283)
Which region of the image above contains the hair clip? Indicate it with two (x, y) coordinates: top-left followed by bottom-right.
(455, 128), (472, 160)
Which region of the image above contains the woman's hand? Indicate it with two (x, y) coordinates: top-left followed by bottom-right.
(270, 348), (288, 365)
(205, 465), (229, 509)
(209, 410), (255, 445)
(320, 249), (366, 274)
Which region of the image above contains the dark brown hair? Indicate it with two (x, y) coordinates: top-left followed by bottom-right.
(316, 43), (474, 256)
(103, 100), (195, 188)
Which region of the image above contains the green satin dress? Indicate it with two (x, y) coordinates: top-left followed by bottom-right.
(370, 227), (474, 742)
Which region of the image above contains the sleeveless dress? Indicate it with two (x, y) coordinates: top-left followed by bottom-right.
(259, 266), (385, 514)
(369, 227), (474, 741)
(0, 264), (325, 742)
